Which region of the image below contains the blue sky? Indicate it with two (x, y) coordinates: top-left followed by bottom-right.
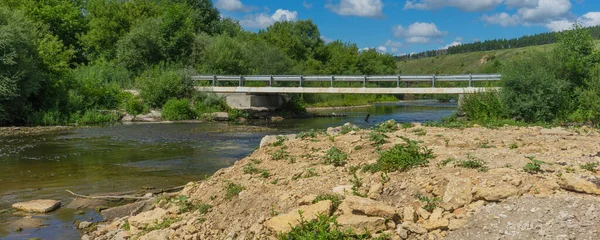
(214, 0), (600, 55)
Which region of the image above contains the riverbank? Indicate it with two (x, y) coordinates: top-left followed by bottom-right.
(0, 126), (74, 137)
(83, 122), (600, 239)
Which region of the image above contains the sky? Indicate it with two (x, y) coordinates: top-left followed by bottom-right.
(214, 0), (600, 55)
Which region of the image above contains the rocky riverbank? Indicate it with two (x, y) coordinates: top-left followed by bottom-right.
(0, 126), (74, 137)
(83, 121), (600, 239)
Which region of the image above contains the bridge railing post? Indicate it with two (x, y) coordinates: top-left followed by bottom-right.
(330, 75), (334, 88)
(432, 74), (436, 88)
(300, 75), (303, 87)
(469, 73), (473, 87)
(212, 75), (216, 86)
(396, 75), (400, 88)
(239, 75), (243, 87)
(269, 75), (273, 87)
(363, 75), (367, 88)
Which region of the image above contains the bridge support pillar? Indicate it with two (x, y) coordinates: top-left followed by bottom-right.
(216, 93), (286, 110)
(457, 94), (465, 109)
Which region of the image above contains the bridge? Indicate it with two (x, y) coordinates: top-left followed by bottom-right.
(192, 74), (501, 109)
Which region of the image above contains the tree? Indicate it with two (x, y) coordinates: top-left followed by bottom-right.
(357, 49), (397, 75)
(323, 41), (359, 75)
(554, 23), (600, 88)
(260, 20), (324, 61)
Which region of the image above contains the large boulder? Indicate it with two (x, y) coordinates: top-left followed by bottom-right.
(559, 174), (600, 195)
(101, 199), (155, 221)
(442, 177), (472, 210)
(343, 196), (398, 219)
(473, 184), (521, 202)
(264, 200), (332, 233)
(8, 217), (47, 231)
(259, 134), (296, 149)
(336, 214), (387, 234)
(12, 200), (61, 213)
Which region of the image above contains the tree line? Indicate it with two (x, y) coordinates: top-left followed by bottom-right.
(0, 0), (397, 125)
(397, 25), (600, 61)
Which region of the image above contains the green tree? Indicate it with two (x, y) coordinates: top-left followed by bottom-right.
(554, 23), (600, 88)
(116, 18), (165, 72)
(260, 20), (324, 61)
(323, 41), (360, 75)
(357, 49), (397, 75)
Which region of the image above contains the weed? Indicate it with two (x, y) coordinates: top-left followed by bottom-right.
(341, 125), (360, 134)
(224, 182), (244, 200)
(279, 214), (360, 239)
(328, 135), (335, 142)
(523, 156), (544, 173)
(323, 147), (348, 167)
(271, 179), (280, 185)
(354, 145), (362, 151)
(288, 156), (297, 164)
(122, 221), (130, 231)
(380, 171), (390, 184)
(509, 143), (519, 149)
(444, 138), (450, 147)
(260, 169), (271, 178)
(272, 136), (288, 147)
(416, 194), (441, 212)
(434, 134), (444, 137)
(271, 148), (289, 161)
(297, 129), (321, 139)
(144, 217), (182, 231)
(580, 162), (598, 172)
(311, 147), (322, 153)
(440, 158), (456, 167)
(375, 120), (398, 133)
(270, 204), (279, 217)
(412, 128), (427, 136)
(350, 173), (366, 197)
(457, 155), (489, 172)
(363, 137), (434, 173)
(479, 141), (495, 148)
(401, 122), (413, 129)
(304, 168), (319, 178)
(313, 194), (343, 211)
(369, 132), (388, 146)
(243, 163), (260, 174)
(348, 165), (360, 175)
(566, 167), (575, 173)
(250, 159), (262, 164)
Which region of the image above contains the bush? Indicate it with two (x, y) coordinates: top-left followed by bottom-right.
(363, 137), (434, 173)
(161, 99), (194, 121)
(121, 92), (145, 116)
(323, 147), (347, 167)
(137, 65), (194, 108)
(500, 53), (571, 122)
(192, 92), (227, 117)
(461, 91), (506, 121)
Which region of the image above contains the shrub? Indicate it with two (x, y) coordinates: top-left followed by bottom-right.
(460, 91), (506, 122)
(523, 156), (544, 173)
(500, 53), (571, 122)
(162, 99), (194, 121)
(121, 92), (144, 116)
(192, 92), (227, 117)
(323, 147), (348, 167)
(369, 132), (387, 146)
(137, 65), (193, 108)
(224, 182), (244, 200)
(363, 137), (434, 173)
(375, 119), (398, 133)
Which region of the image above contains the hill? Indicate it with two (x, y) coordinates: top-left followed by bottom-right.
(397, 40), (600, 74)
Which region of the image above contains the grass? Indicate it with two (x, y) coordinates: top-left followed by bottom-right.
(171, 195), (211, 214)
(271, 136), (288, 147)
(416, 194), (441, 212)
(580, 162), (598, 172)
(509, 143), (519, 149)
(412, 128), (427, 136)
(479, 141), (495, 149)
(323, 147), (348, 167)
(363, 137), (434, 173)
(278, 214), (378, 240)
(297, 129), (322, 139)
(340, 124), (360, 134)
(243, 163), (270, 178)
(375, 120), (398, 133)
(369, 132), (388, 146)
(456, 155), (489, 172)
(350, 172), (366, 197)
(292, 168), (320, 180)
(224, 182), (244, 200)
(271, 147), (290, 161)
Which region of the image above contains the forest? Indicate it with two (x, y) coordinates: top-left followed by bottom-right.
(397, 25), (600, 61)
(0, 0), (397, 125)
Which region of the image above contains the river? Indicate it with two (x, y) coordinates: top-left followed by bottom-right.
(0, 101), (455, 239)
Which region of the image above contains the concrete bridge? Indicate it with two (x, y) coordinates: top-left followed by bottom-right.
(192, 74), (501, 109)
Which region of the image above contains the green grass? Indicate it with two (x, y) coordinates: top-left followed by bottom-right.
(580, 162), (598, 172)
(369, 132), (388, 146)
(224, 182), (244, 200)
(323, 147), (348, 167)
(416, 194), (441, 212)
(523, 156), (545, 173)
(278, 214), (376, 240)
(271, 147), (290, 161)
(456, 155), (489, 172)
(363, 136), (434, 173)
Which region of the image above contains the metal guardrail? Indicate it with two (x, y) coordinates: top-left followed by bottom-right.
(191, 74), (501, 88)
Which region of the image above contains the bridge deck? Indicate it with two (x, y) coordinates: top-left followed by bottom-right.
(195, 87), (500, 94)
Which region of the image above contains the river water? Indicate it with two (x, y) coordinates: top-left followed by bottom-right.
(0, 101), (455, 239)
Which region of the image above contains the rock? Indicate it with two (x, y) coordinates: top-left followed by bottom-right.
(264, 200), (332, 233)
(336, 214), (387, 234)
(101, 199), (154, 221)
(368, 182), (383, 199)
(12, 200), (61, 213)
(213, 112), (229, 121)
(78, 221), (93, 229)
(259, 134), (296, 148)
(421, 218), (449, 231)
(326, 127), (342, 136)
(344, 196), (398, 219)
(121, 114), (134, 122)
(559, 174), (600, 195)
(114, 231), (130, 240)
(473, 185), (520, 201)
(128, 208), (168, 229)
(139, 229), (175, 240)
(416, 207), (430, 220)
(403, 207), (416, 223)
(298, 194), (317, 205)
(448, 219), (468, 230)
(401, 221), (427, 234)
(397, 225), (409, 239)
(8, 217), (46, 231)
(332, 185), (354, 196)
(66, 198), (107, 210)
(442, 177), (472, 210)
(429, 208), (443, 221)
(135, 110), (161, 122)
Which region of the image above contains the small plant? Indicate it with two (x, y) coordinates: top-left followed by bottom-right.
(457, 155), (489, 172)
(348, 165), (360, 175)
(412, 128), (427, 136)
(350, 172), (366, 197)
(416, 194), (441, 212)
(375, 120), (398, 133)
(328, 135), (335, 142)
(279, 215), (357, 239)
(354, 145), (362, 151)
(260, 169), (271, 178)
(401, 122), (413, 129)
(271, 147), (290, 161)
(509, 143), (519, 149)
(369, 132), (388, 146)
(250, 159), (262, 164)
(323, 147), (348, 167)
(304, 168), (319, 178)
(434, 134), (444, 137)
(566, 166), (575, 173)
(271, 179), (280, 185)
(479, 141), (495, 149)
(340, 125), (360, 134)
(297, 129), (320, 139)
(313, 194), (343, 211)
(161, 99), (194, 121)
(444, 138), (450, 147)
(243, 163), (260, 174)
(270, 204), (279, 217)
(224, 182), (244, 200)
(580, 162), (598, 172)
(172, 195), (212, 214)
(523, 156), (544, 173)
(122, 221), (130, 231)
(380, 171), (390, 184)
(363, 137), (434, 173)
(272, 136), (288, 147)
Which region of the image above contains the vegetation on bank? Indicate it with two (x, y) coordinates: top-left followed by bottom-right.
(448, 24), (600, 127)
(0, 0), (399, 126)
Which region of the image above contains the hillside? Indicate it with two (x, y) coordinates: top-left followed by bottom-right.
(397, 40), (600, 74)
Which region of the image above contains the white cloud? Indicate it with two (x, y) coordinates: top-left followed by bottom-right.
(517, 0), (571, 23)
(320, 36), (334, 43)
(440, 41), (462, 50)
(385, 40), (403, 48)
(504, 0), (539, 9)
(546, 12), (600, 31)
(482, 12), (522, 26)
(404, 0), (503, 12)
(240, 9), (298, 29)
(393, 22), (447, 44)
(326, 0), (384, 18)
(377, 46), (387, 52)
(303, 0), (313, 9)
(482, 0), (573, 30)
(215, 0), (253, 12)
